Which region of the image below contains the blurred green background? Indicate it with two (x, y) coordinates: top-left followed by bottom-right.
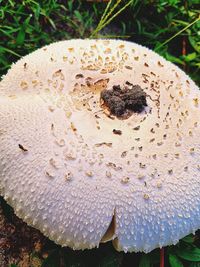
(0, 0), (200, 266)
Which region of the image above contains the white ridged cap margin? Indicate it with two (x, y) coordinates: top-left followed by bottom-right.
(0, 39), (200, 253)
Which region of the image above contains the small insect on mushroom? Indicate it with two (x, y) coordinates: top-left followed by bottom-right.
(18, 144), (28, 152)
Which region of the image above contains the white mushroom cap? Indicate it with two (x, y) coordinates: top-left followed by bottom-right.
(0, 39), (200, 253)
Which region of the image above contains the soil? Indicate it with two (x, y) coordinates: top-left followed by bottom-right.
(100, 83), (147, 117)
(0, 197), (48, 267)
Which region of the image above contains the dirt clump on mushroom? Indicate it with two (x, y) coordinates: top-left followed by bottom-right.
(100, 83), (147, 117)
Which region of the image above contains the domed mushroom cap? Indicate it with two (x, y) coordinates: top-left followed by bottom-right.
(0, 39), (200, 253)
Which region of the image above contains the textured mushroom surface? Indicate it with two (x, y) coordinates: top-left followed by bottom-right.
(0, 39), (200, 253)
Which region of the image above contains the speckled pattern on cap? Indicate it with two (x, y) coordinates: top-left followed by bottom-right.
(0, 39), (200, 253)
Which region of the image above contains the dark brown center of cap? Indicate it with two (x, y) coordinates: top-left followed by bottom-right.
(100, 82), (147, 117)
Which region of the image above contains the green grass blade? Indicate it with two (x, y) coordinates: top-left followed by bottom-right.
(0, 46), (21, 57)
(90, 0), (133, 38)
(96, 0), (113, 29)
(169, 254), (184, 267)
(98, 0), (122, 27)
(90, 0), (122, 38)
(155, 16), (200, 51)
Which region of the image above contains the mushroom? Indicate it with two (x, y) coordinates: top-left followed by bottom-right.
(0, 39), (200, 253)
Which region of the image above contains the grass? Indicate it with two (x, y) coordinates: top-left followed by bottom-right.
(0, 0), (200, 266)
